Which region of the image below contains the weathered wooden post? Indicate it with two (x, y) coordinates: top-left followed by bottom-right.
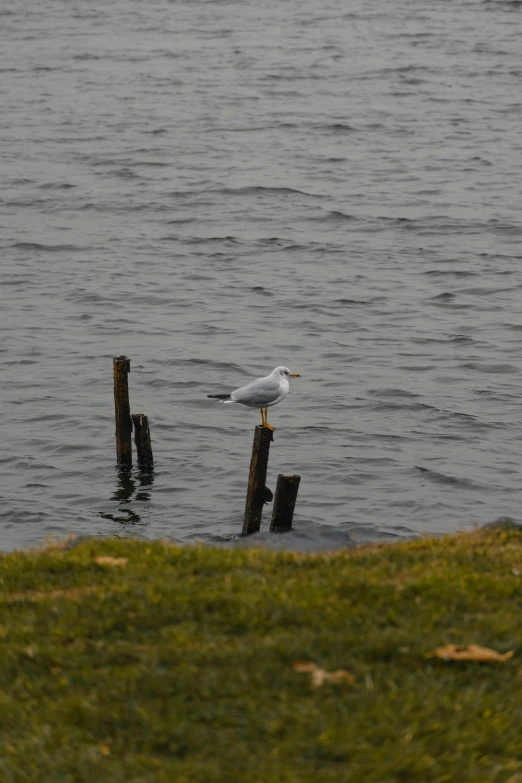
(131, 413), (154, 472)
(270, 474), (301, 532)
(113, 356), (132, 467)
(242, 425), (273, 536)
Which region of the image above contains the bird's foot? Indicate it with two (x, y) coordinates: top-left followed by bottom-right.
(263, 422), (275, 432)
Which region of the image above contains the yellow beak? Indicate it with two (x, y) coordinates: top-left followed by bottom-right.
(290, 373), (300, 377)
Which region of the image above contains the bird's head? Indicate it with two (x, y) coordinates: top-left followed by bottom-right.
(274, 366), (300, 378)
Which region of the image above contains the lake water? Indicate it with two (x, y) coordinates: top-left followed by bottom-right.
(1, 0), (521, 552)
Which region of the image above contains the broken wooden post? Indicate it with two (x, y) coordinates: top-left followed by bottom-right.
(242, 425), (273, 536)
(270, 474), (301, 532)
(113, 356), (132, 467)
(131, 413), (154, 472)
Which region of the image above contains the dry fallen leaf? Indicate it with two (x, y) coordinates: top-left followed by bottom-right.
(293, 662), (316, 672)
(93, 555), (128, 567)
(426, 644), (514, 663)
(293, 661), (354, 688)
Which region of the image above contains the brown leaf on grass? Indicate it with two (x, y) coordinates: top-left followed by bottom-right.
(426, 644), (514, 663)
(293, 662), (317, 672)
(293, 661), (354, 688)
(93, 555), (128, 567)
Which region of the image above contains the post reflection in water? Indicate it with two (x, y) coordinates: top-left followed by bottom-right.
(98, 466), (155, 526)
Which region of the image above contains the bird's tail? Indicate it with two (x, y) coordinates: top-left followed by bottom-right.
(207, 394), (231, 400)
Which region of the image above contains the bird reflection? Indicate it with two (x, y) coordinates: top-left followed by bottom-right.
(98, 466), (155, 525)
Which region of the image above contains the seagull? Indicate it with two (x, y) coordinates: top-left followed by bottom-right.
(207, 365), (300, 431)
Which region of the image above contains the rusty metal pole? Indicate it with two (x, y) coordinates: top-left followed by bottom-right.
(242, 425), (273, 536)
(270, 474), (300, 532)
(113, 356), (132, 467)
(131, 413), (154, 472)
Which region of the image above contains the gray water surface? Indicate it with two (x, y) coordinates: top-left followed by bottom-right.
(1, 0), (522, 551)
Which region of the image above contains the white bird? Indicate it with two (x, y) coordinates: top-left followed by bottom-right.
(207, 365), (300, 431)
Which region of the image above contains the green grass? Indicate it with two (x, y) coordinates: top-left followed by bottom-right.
(1, 524), (522, 782)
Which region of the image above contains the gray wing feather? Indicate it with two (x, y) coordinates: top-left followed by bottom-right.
(231, 376), (280, 406)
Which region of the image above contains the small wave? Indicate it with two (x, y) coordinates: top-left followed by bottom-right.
(364, 399), (440, 414)
(73, 53), (103, 61)
(11, 242), (82, 252)
(164, 358), (244, 372)
(164, 217), (198, 225)
(2, 278), (30, 286)
(459, 286), (515, 296)
(483, 0), (522, 8)
(176, 235), (241, 245)
(251, 286), (274, 297)
(78, 202), (151, 213)
(111, 168), (141, 179)
(23, 413), (69, 424)
(334, 298), (377, 306)
(37, 182), (77, 190)
(449, 335), (476, 344)
(367, 388), (421, 399)
(415, 466), (482, 490)
(217, 185), (324, 199)
(326, 123), (355, 133)
(323, 210), (356, 223)
(426, 292), (455, 301)
(66, 291), (107, 304)
(424, 269), (477, 278)
(460, 362), (518, 374)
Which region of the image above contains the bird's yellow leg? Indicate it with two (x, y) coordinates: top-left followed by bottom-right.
(264, 408), (275, 431)
(260, 408), (265, 426)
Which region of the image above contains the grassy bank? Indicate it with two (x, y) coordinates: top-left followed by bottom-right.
(1, 525), (521, 783)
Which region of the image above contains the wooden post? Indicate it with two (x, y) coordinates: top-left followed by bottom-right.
(242, 425), (273, 536)
(113, 356), (132, 467)
(270, 474), (301, 532)
(131, 413), (154, 471)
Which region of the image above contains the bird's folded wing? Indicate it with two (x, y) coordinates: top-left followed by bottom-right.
(245, 374), (270, 389)
(231, 378), (280, 405)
